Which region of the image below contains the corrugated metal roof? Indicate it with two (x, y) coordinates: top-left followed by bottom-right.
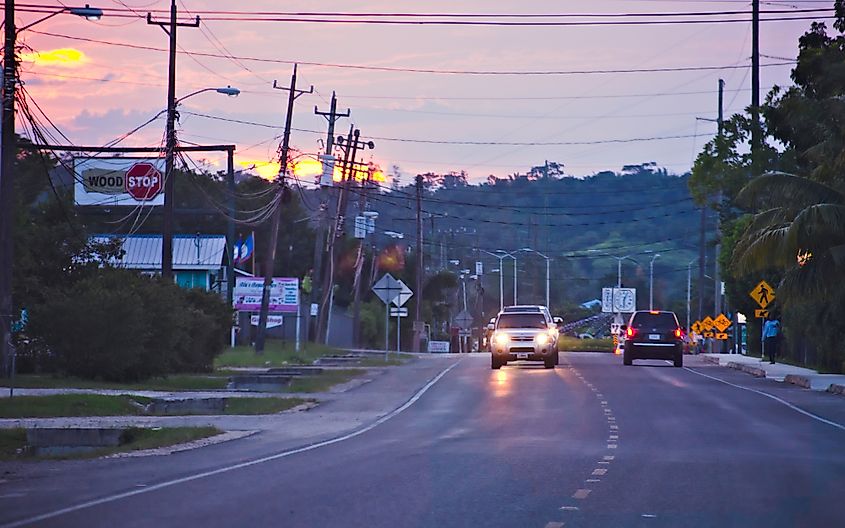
(92, 234), (226, 271)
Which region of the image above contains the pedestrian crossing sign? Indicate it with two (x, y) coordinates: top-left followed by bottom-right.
(750, 280), (775, 308)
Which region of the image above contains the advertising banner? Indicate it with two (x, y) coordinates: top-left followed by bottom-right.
(74, 156), (166, 207)
(234, 277), (299, 313)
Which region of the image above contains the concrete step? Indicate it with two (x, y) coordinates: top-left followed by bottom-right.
(227, 375), (292, 391)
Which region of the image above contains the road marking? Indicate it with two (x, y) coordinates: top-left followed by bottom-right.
(572, 489), (592, 499)
(0, 361), (464, 528)
(603, 455), (615, 460)
(600, 400), (608, 405)
(586, 478), (601, 482)
(559, 506), (579, 511)
(684, 366), (845, 432)
(642, 514), (658, 518)
(610, 425), (618, 430)
(609, 435), (618, 440)
(592, 468), (607, 475)
(544, 522), (565, 528)
(598, 461), (610, 465)
(607, 444), (617, 449)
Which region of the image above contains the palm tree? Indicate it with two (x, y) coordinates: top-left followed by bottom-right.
(733, 172), (845, 301)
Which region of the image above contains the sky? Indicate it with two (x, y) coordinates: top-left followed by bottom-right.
(16, 0), (833, 185)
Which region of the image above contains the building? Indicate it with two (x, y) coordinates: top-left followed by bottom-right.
(91, 234), (230, 292)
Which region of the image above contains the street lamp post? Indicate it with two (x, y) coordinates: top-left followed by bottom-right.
(479, 249), (516, 311)
(687, 258), (698, 331)
(649, 253), (661, 310)
(162, 86), (239, 280)
(520, 248), (551, 308)
(1, 3), (104, 376)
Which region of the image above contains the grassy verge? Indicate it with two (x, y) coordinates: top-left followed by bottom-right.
(286, 369), (362, 393)
(0, 394), (149, 418)
(6, 374), (229, 391)
(558, 336), (614, 352)
(0, 394), (310, 418)
(0, 427), (222, 461)
(215, 340), (341, 368)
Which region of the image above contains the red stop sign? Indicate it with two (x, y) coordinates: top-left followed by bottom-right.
(124, 162), (163, 201)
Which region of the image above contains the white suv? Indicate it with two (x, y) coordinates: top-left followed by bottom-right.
(490, 307), (559, 369)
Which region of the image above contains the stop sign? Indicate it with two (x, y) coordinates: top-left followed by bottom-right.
(124, 162), (163, 201)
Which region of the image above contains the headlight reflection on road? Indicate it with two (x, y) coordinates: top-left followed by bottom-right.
(491, 369), (511, 398)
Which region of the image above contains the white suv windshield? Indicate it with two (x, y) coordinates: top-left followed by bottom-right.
(497, 313), (547, 329)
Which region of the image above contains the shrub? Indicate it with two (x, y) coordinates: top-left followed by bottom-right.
(29, 268), (232, 381)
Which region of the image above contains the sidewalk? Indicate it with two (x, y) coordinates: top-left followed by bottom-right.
(702, 353), (845, 394)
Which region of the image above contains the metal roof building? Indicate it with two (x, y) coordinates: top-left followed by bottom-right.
(91, 234), (228, 291)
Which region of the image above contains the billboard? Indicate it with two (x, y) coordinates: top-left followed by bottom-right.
(73, 156), (166, 207)
(234, 277), (299, 313)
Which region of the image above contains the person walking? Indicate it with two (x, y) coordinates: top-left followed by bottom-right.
(762, 314), (781, 364)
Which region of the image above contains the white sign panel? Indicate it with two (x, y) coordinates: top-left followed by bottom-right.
(354, 216), (367, 239)
(372, 273), (402, 305)
(234, 277), (299, 313)
(319, 154), (335, 187)
(250, 315), (283, 328)
(602, 287), (637, 313)
(475, 261), (483, 275)
(428, 341), (450, 353)
(391, 280), (414, 307)
(74, 156), (166, 207)
(390, 307), (408, 317)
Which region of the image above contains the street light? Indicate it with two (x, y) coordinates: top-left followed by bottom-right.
(649, 253), (661, 310)
(519, 247), (551, 308)
(479, 249), (517, 310)
(1, 4), (104, 376)
(161, 85), (240, 280)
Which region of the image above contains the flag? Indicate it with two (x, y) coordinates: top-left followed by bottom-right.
(238, 232), (255, 264)
(233, 235), (243, 264)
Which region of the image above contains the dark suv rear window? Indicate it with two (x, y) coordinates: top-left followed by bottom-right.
(497, 313), (548, 329)
(631, 312), (679, 330)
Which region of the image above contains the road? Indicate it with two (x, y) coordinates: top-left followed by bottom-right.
(2, 352), (845, 527)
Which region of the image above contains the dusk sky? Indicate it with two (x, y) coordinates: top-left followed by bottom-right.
(16, 1), (832, 185)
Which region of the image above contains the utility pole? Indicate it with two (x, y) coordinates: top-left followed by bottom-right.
(254, 64), (313, 354)
(351, 172), (373, 347)
(714, 79), (725, 352)
(148, 0), (199, 281)
(226, 147), (235, 308)
(311, 93), (349, 342)
(751, 0), (761, 180)
(0, 0), (16, 376)
(413, 174), (424, 353)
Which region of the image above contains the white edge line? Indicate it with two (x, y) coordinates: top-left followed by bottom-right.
(684, 366), (845, 432)
(2, 360), (463, 528)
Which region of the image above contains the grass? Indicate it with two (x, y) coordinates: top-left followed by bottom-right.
(286, 369), (362, 393)
(0, 394), (149, 419)
(558, 336), (614, 352)
(0, 427), (222, 461)
(0, 394), (310, 418)
(215, 340), (341, 368)
(6, 374), (229, 392)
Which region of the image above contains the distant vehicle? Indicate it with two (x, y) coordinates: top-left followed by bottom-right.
(490, 307), (559, 369)
(622, 310), (684, 367)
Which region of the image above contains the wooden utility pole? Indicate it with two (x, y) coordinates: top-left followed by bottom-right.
(148, 0), (200, 281)
(254, 64), (312, 354)
(413, 174), (424, 353)
(0, 0), (16, 376)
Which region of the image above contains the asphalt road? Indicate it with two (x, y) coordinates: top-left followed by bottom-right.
(3, 353), (845, 528)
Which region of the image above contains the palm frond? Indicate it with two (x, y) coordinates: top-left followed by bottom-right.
(786, 203), (845, 252)
(778, 253), (841, 304)
(732, 225), (792, 274)
(736, 172), (844, 210)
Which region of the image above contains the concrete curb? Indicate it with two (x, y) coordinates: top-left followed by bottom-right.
(102, 430), (259, 458)
(700, 355), (721, 365)
(726, 361), (767, 378)
(827, 384), (845, 396)
(784, 374), (812, 389)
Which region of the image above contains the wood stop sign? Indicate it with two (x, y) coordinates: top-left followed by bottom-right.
(124, 162), (163, 201)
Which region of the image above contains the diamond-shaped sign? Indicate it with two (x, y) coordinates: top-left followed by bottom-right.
(454, 310), (474, 330)
(701, 316), (715, 332)
(713, 313), (732, 333)
(749, 280), (775, 309)
(391, 280), (413, 308)
(691, 321), (702, 334)
(372, 273), (402, 305)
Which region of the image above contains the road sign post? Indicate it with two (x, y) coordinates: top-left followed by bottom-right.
(749, 280), (775, 359)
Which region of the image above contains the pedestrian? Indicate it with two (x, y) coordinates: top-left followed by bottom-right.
(762, 314), (781, 364)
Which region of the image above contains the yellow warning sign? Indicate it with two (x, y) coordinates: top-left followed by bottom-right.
(701, 316), (715, 332)
(713, 313), (732, 333)
(715, 332), (729, 340)
(749, 280), (775, 309)
(755, 309), (769, 319)
(703, 331), (715, 338)
(691, 321), (702, 334)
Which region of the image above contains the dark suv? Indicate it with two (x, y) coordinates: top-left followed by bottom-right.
(622, 310), (684, 367)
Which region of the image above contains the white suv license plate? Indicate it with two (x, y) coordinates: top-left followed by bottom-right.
(516, 353), (530, 359)
(649, 334), (661, 340)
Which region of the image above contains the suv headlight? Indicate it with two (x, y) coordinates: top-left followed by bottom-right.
(494, 333), (509, 346)
(535, 333), (549, 345)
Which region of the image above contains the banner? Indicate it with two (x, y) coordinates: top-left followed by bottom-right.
(233, 277), (299, 313)
(74, 156), (166, 207)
